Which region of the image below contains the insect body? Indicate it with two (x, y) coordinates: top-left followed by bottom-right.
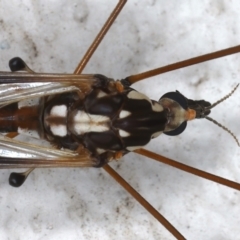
(2, 2), (238, 239)
(2, 56), (224, 189)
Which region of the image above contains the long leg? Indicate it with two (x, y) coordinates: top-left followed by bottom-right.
(124, 45), (240, 84)
(104, 164), (186, 240)
(135, 149), (240, 191)
(74, 0), (127, 74)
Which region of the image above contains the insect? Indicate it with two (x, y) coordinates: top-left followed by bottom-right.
(0, 1), (240, 239)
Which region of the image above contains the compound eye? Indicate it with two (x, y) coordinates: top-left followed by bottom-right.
(163, 121), (187, 136)
(160, 91), (188, 110)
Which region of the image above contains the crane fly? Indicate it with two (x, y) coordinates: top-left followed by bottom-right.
(1, 0), (239, 239)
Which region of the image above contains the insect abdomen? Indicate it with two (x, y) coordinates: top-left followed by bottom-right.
(0, 100), (44, 137)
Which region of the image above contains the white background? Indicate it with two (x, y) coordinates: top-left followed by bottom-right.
(0, 0), (240, 239)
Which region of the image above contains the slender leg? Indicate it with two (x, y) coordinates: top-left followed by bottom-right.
(103, 164), (186, 240)
(74, 0), (127, 74)
(135, 148), (240, 191)
(124, 45), (240, 85)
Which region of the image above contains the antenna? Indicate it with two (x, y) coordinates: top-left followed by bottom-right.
(205, 84), (239, 146)
(206, 116), (240, 146)
(206, 84), (239, 110)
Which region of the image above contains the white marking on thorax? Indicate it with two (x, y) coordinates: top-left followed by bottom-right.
(96, 148), (106, 154)
(72, 110), (110, 135)
(152, 102), (163, 112)
(127, 90), (151, 102)
(97, 90), (107, 98)
(126, 146), (142, 151)
(119, 129), (130, 137)
(47, 105), (68, 137)
(119, 110), (131, 118)
(127, 90), (163, 112)
(50, 125), (67, 137)
(151, 131), (162, 139)
(50, 105), (67, 117)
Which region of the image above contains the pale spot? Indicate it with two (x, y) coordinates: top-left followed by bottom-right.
(119, 129), (130, 137)
(152, 102), (163, 112)
(74, 111), (109, 123)
(127, 146), (142, 151)
(74, 110), (90, 122)
(96, 148), (106, 154)
(159, 98), (187, 132)
(97, 90), (107, 98)
(17, 128), (40, 138)
(50, 125), (67, 137)
(127, 90), (151, 102)
(50, 105), (67, 117)
(18, 98), (40, 108)
(73, 110), (110, 135)
(74, 123), (109, 134)
(119, 110), (131, 119)
(151, 131), (162, 139)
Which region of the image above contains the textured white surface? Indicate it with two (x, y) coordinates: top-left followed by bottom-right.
(0, 1), (240, 239)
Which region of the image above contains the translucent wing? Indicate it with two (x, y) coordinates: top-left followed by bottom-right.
(0, 72), (96, 107)
(0, 134), (97, 169)
(0, 72), (98, 169)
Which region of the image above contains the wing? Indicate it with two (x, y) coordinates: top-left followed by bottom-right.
(0, 72), (96, 107)
(0, 133), (97, 169)
(0, 72), (99, 169)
